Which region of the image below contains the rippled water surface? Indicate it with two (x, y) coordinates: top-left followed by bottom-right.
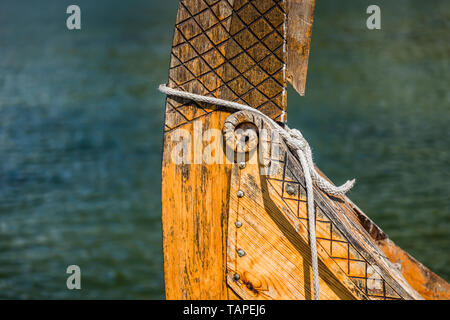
(0, 0), (448, 299)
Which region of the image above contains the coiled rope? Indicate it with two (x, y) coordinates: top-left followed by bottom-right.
(159, 84), (355, 300)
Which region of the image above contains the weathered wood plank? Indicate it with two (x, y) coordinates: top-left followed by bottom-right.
(286, 0), (316, 96)
(316, 175), (450, 300)
(162, 117), (231, 299)
(161, 0), (289, 299)
(160, 0), (446, 300)
(378, 238), (450, 300)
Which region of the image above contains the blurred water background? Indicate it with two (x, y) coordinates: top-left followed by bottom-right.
(0, 0), (448, 299)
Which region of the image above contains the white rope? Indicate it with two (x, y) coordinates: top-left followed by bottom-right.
(159, 84), (356, 300)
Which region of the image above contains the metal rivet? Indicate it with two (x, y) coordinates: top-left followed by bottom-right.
(235, 221), (242, 228)
(237, 190), (244, 198)
(286, 184), (296, 196)
(233, 273), (240, 281)
(237, 249), (245, 257)
(239, 162), (246, 169)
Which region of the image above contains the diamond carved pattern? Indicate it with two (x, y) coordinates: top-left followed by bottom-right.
(165, 0), (288, 132)
(265, 151), (403, 300)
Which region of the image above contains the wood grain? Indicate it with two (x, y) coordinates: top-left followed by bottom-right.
(378, 238), (450, 300)
(222, 110), (423, 300)
(286, 0), (315, 96)
(226, 154), (361, 299)
(161, 0), (288, 299)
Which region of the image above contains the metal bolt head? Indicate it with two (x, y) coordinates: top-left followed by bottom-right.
(235, 220), (242, 228)
(237, 190), (244, 198)
(237, 249), (246, 257)
(239, 162), (246, 169)
(233, 273), (240, 281)
(286, 184), (296, 196)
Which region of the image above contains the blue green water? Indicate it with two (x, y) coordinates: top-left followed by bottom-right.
(0, 0), (448, 299)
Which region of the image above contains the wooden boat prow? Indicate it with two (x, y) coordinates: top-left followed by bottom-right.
(160, 0), (449, 300)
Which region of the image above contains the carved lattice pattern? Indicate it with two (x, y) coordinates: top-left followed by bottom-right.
(165, 0), (288, 132)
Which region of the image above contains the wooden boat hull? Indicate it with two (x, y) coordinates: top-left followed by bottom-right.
(160, 0), (449, 300)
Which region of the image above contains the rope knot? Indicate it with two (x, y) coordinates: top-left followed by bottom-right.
(288, 128), (304, 140)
